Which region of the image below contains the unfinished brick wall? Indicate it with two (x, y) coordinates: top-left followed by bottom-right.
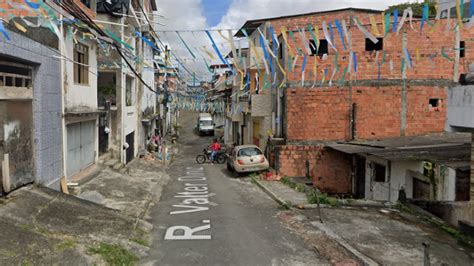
(277, 145), (352, 195)
(405, 86), (447, 136)
(285, 84), (447, 141)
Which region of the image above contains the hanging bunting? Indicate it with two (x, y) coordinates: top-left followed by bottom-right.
(308, 24), (319, 53)
(470, 0), (474, 18)
(353, 52), (357, 73)
(456, 0), (463, 28)
(384, 12), (391, 36)
(420, 4), (429, 32)
(404, 48), (413, 69)
(205, 30), (235, 75)
(288, 29), (303, 55)
(105, 29), (134, 50)
(392, 9), (399, 33)
(369, 14), (380, 36)
(342, 20), (351, 49)
(322, 21), (337, 51)
(201, 46), (216, 60)
(354, 17), (379, 44)
(242, 28), (266, 74)
(257, 28), (276, 58)
(397, 8), (415, 35)
(301, 55), (307, 86)
(312, 56), (318, 88)
(176, 31), (196, 59)
(259, 34), (275, 76)
(136, 31), (159, 52)
(298, 28), (312, 55)
(340, 66), (348, 84)
(328, 21), (335, 45)
(281, 26), (294, 58)
(334, 19), (346, 50)
(321, 68), (328, 85)
(25, 0), (41, 9)
(441, 47), (454, 61)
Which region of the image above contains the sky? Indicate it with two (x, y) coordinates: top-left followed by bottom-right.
(153, 0), (416, 81)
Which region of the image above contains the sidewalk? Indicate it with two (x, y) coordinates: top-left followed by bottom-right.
(75, 158), (170, 220)
(0, 157), (170, 265)
(252, 177), (474, 265)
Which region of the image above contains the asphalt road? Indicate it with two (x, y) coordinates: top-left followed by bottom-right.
(143, 112), (325, 266)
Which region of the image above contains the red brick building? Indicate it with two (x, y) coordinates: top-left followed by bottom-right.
(236, 8), (472, 197)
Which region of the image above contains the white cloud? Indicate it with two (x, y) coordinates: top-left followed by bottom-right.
(216, 0), (417, 29)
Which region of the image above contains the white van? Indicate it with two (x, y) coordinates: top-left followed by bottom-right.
(197, 113), (214, 136)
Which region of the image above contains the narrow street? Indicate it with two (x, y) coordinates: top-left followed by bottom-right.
(143, 112), (326, 265)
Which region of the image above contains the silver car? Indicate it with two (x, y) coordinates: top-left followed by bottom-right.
(227, 145), (269, 175)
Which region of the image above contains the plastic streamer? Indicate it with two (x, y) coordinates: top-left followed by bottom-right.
(176, 31), (196, 59)
(301, 55), (307, 86)
(8, 15), (27, 32)
(201, 46), (216, 60)
(298, 28), (312, 55)
(259, 34), (275, 76)
(136, 31), (159, 52)
(441, 47), (454, 61)
(384, 12), (391, 36)
(334, 19), (346, 50)
(328, 21), (335, 46)
(404, 48), (413, 69)
(0, 20), (10, 41)
(397, 8), (414, 35)
(288, 29), (302, 55)
(308, 24), (319, 53)
(257, 28), (276, 59)
(40, 2), (58, 20)
(205, 30), (235, 75)
(470, 0), (474, 18)
(340, 66), (348, 84)
(354, 17), (379, 44)
(342, 20), (350, 48)
(25, 0), (41, 9)
(322, 21), (337, 51)
(353, 52), (357, 73)
(456, 0), (463, 28)
(281, 26), (294, 58)
(392, 9), (399, 33)
(420, 4), (429, 32)
(369, 14), (380, 36)
(312, 56), (318, 88)
(105, 29), (134, 50)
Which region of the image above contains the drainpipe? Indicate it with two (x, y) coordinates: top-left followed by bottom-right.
(388, 160), (392, 202)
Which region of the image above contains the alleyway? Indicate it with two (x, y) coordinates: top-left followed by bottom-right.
(143, 112), (328, 265)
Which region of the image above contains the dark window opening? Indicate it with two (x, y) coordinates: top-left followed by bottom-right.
(365, 38), (384, 51)
(373, 163), (386, 182)
(429, 98), (440, 108)
(310, 39), (328, 56)
(460, 41), (465, 58)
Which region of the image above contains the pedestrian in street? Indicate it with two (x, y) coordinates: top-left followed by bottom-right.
(208, 138), (221, 163)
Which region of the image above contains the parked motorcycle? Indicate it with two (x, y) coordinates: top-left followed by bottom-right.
(196, 149), (226, 164)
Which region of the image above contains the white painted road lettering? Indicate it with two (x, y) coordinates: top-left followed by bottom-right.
(165, 167), (213, 240)
(164, 220), (212, 240)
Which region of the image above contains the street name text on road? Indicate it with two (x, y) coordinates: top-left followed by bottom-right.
(164, 167), (213, 240)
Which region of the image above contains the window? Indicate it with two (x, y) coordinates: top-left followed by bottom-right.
(126, 76), (133, 106)
(429, 98), (440, 108)
(238, 147), (262, 157)
(373, 163), (386, 182)
(365, 38), (383, 51)
(460, 41), (465, 58)
(74, 43), (89, 84)
(0, 61), (32, 88)
(310, 39), (328, 56)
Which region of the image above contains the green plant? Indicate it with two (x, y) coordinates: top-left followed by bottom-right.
(88, 243), (138, 266)
(130, 237), (149, 247)
(308, 191), (340, 207)
(56, 239), (76, 251)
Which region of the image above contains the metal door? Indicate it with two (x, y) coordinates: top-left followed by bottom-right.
(67, 121), (95, 177)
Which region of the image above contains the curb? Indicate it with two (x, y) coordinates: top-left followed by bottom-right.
(251, 176), (288, 207)
(251, 177), (379, 266)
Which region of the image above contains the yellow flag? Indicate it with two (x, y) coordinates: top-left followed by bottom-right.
(13, 21), (27, 33)
(369, 14), (380, 36)
(281, 26), (293, 58)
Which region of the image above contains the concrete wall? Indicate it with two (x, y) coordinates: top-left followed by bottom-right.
(447, 86), (474, 130)
(64, 38), (98, 112)
(0, 31), (63, 190)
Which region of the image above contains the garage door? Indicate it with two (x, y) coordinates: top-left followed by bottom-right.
(66, 121), (95, 177)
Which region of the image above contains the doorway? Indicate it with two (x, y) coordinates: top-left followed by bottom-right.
(355, 156), (366, 199)
(125, 132), (134, 164)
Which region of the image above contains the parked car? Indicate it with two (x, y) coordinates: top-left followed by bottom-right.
(196, 113), (214, 136)
(227, 145), (269, 174)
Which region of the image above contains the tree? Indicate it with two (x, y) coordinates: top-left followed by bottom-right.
(385, 1), (437, 17)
